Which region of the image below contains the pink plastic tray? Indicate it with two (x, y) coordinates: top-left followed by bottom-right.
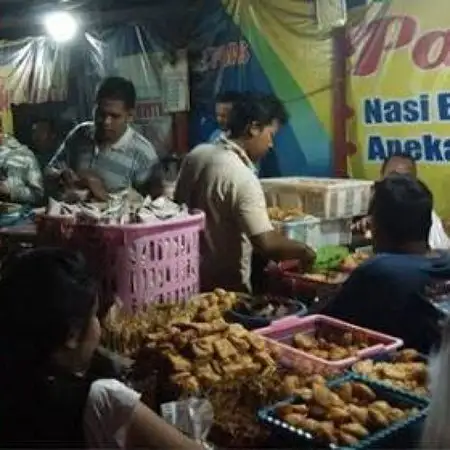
(257, 314), (403, 375)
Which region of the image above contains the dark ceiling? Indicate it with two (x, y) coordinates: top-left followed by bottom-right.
(0, 0), (197, 40)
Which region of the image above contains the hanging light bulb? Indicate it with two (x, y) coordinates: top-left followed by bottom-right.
(44, 11), (78, 43)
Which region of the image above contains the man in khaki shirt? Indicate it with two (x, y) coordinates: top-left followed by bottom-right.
(175, 94), (315, 292)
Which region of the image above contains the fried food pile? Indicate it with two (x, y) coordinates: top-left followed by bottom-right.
(207, 371), (327, 447)
(137, 320), (278, 393)
(352, 349), (428, 396)
(267, 206), (304, 221)
(275, 381), (419, 446)
(300, 272), (348, 284)
(102, 288), (239, 357)
(293, 327), (371, 361)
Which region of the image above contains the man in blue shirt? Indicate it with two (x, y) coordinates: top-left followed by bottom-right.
(208, 91), (243, 142)
(324, 173), (450, 353)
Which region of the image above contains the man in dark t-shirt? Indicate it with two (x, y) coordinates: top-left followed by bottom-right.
(324, 174), (450, 353)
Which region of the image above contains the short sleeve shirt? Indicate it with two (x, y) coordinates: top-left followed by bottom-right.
(83, 379), (141, 448)
(174, 138), (273, 292)
(48, 122), (159, 194)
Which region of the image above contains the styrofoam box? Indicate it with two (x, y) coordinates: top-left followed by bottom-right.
(272, 215), (352, 249)
(262, 177), (374, 219)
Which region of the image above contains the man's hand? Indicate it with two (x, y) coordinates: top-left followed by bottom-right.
(251, 230), (316, 268)
(77, 169), (108, 202)
(60, 168), (79, 188)
(297, 244), (316, 273)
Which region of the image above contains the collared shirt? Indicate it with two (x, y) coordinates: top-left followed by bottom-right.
(0, 135), (44, 205)
(47, 122), (159, 195)
(208, 128), (224, 143)
(174, 138), (273, 293)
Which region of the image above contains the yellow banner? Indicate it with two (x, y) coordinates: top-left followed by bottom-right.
(348, 0), (450, 217)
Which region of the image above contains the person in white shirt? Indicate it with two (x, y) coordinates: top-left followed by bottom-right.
(175, 94), (315, 292)
(0, 248), (201, 450)
(353, 153), (450, 249)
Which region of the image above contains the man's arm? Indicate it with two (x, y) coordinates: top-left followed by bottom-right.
(45, 125), (80, 179)
(133, 147), (163, 198)
(233, 175), (315, 270)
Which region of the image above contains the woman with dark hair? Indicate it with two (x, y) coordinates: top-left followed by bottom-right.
(0, 248), (201, 449)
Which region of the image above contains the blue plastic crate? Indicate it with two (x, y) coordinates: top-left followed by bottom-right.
(258, 373), (429, 449)
(224, 297), (308, 330)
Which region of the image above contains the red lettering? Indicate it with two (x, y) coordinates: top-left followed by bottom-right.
(226, 42), (239, 66)
(351, 14), (450, 75)
(238, 42), (250, 64)
(195, 42), (250, 72)
(211, 47), (223, 70)
(412, 30), (450, 69)
(353, 16), (416, 76)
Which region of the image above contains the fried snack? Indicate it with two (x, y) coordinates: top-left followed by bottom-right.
(276, 380), (419, 446)
(293, 333), (316, 350)
(339, 430), (359, 446)
(294, 387), (314, 402)
(246, 333), (266, 352)
(165, 353), (192, 372)
(312, 384), (335, 408)
(352, 349), (429, 396)
(291, 327), (374, 362)
(351, 383), (377, 403)
(327, 407), (351, 424)
(214, 338), (239, 360)
(316, 421), (337, 444)
(276, 404), (309, 417)
(196, 306), (222, 322)
(394, 348), (420, 363)
(335, 382), (353, 403)
(196, 363), (222, 383)
(267, 206), (304, 221)
(368, 408), (389, 429)
(228, 323), (248, 338)
(340, 422), (370, 438)
(347, 404), (369, 425)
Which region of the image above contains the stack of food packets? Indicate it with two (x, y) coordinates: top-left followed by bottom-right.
(46, 190), (188, 225)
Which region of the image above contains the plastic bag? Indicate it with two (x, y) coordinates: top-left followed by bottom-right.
(160, 397), (214, 448)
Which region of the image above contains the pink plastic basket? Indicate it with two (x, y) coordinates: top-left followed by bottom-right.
(36, 211), (205, 313)
(256, 315), (403, 375)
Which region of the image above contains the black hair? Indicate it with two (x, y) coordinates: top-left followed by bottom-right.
(96, 76), (136, 110)
(215, 91), (243, 104)
(0, 248), (97, 379)
(227, 93), (288, 139)
(370, 173), (432, 244)
(381, 152), (416, 174)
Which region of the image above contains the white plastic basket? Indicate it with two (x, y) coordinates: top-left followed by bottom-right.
(262, 177), (373, 219)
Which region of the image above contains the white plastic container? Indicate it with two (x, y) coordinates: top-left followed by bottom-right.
(262, 177), (373, 219)
(272, 215), (322, 249)
(318, 218), (352, 247)
(272, 215), (352, 249)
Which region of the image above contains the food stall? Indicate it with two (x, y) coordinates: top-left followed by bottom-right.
(0, 183), (429, 449)
(101, 288), (430, 448)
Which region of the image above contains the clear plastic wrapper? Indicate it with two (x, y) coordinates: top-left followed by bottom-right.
(161, 397), (214, 448)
